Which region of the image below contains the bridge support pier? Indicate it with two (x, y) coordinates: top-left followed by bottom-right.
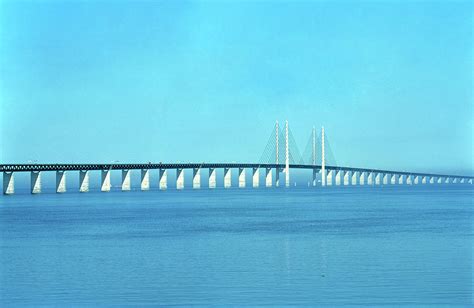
(343, 171), (350, 186)
(275, 168), (280, 187)
(422, 176), (427, 184)
(239, 168), (246, 188)
(79, 170), (89, 192)
(193, 168), (201, 189)
(351, 171), (358, 185)
(452, 178), (458, 184)
(122, 170), (131, 191)
(437, 177), (442, 184)
(56, 171), (66, 193)
(326, 170), (333, 186)
(382, 174), (388, 185)
(176, 168), (184, 190)
(390, 174), (396, 185)
(398, 175), (405, 185)
(265, 168), (272, 187)
(3, 172), (14, 195)
(224, 168), (231, 188)
(414, 176), (420, 185)
(31, 171), (42, 194)
(429, 177), (435, 184)
(445, 177), (450, 184)
(469, 179), (473, 184)
(312, 168), (317, 187)
(359, 172), (366, 186)
(367, 172), (374, 185)
(252, 168), (259, 188)
(375, 173), (381, 185)
(101, 170), (111, 192)
(141, 169), (150, 190)
(335, 170), (342, 186)
(209, 168), (216, 189)
(407, 175), (413, 185)
(460, 178), (465, 184)
(159, 169), (167, 190)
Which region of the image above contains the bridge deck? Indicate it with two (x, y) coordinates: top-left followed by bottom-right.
(0, 163), (472, 179)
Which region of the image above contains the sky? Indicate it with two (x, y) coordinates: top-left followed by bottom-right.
(1, 0), (472, 175)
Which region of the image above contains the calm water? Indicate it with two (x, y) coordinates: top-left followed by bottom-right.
(0, 186), (472, 306)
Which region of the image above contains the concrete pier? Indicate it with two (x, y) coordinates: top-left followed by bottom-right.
(406, 175), (413, 185)
(101, 170), (111, 192)
(375, 173), (381, 185)
(159, 169), (167, 190)
(238, 168), (246, 188)
(209, 168), (216, 189)
(359, 172), (366, 186)
(414, 176), (420, 185)
(224, 167), (231, 188)
(31, 171), (42, 194)
(367, 172), (374, 185)
(79, 170), (89, 192)
(121, 170), (131, 191)
(275, 168), (280, 187)
(343, 171), (350, 186)
(429, 177), (435, 184)
(398, 174), (408, 185)
(193, 168), (201, 189)
(437, 177), (442, 184)
(56, 171), (66, 193)
(141, 169), (150, 190)
(422, 176), (427, 184)
(390, 174), (397, 185)
(351, 171), (358, 185)
(312, 169), (317, 186)
(335, 170), (342, 186)
(252, 168), (259, 188)
(265, 168), (272, 187)
(383, 174), (389, 185)
(326, 170), (333, 186)
(176, 168), (184, 190)
(3, 172), (14, 195)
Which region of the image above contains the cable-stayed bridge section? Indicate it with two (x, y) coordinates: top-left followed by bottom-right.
(1, 121), (473, 194)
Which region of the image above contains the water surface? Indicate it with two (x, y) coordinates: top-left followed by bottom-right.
(0, 186), (472, 306)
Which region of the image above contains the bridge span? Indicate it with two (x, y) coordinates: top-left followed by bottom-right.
(2, 121), (473, 194)
(1, 163), (473, 195)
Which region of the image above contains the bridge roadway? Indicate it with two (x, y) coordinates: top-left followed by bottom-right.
(1, 163), (473, 195)
(1, 163), (473, 179)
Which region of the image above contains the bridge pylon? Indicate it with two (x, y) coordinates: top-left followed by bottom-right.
(321, 126), (326, 186)
(285, 120), (290, 187)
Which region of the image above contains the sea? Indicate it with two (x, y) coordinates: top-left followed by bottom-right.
(0, 186), (472, 306)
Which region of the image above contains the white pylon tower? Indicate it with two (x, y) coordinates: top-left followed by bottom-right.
(275, 121), (279, 165)
(312, 126), (317, 186)
(275, 121), (280, 187)
(321, 126), (326, 186)
(312, 126), (316, 165)
(285, 120), (290, 187)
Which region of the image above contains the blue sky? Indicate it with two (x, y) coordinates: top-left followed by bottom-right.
(1, 0), (472, 174)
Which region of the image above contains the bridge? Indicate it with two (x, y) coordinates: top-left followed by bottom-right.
(2, 121), (473, 194)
